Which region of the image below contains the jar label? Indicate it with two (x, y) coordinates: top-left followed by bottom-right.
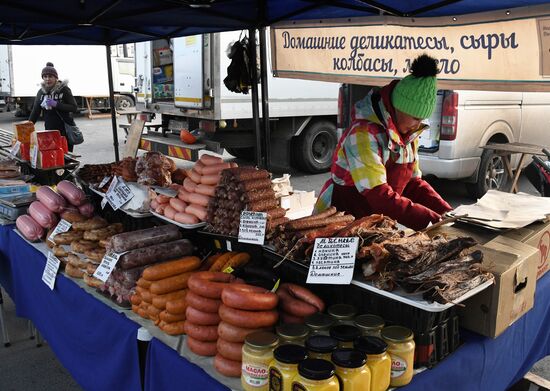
(391, 355), (407, 378)
(269, 367), (283, 391)
(291, 382), (307, 391)
(243, 363), (269, 387)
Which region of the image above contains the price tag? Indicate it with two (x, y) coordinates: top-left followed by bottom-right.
(98, 176), (111, 188)
(93, 252), (124, 283)
(226, 240), (232, 251)
(271, 278), (281, 293)
(105, 176), (134, 211)
(47, 219), (72, 242)
(101, 197), (108, 209)
(238, 211), (267, 245)
(31, 145), (38, 168)
(306, 237), (359, 285)
(223, 266), (234, 274)
(42, 252), (61, 290)
(9, 141), (21, 157)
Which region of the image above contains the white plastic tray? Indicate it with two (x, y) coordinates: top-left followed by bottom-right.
(150, 210), (206, 230)
(351, 277), (494, 312)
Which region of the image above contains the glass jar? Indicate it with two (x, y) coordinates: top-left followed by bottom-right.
(327, 304), (357, 325)
(242, 331), (279, 391)
(354, 314), (385, 337)
(291, 359), (339, 391)
(381, 326), (415, 387)
(305, 335), (338, 361)
(354, 336), (391, 391)
(276, 324), (310, 346)
(329, 324), (361, 349)
(305, 313), (335, 336)
(331, 348), (371, 391)
(269, 344), (308, 391)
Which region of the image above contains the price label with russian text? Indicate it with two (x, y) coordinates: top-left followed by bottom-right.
(93, 252), (124, 283)
(47, 219), (72, 242)
(10, 141), (21, 157)
(238, 211), (267, 245)
(105, 176), (134, 211)
(42, 252), (61, 290)
(31, 145), (38, 168)
(306, 237), (359, 285)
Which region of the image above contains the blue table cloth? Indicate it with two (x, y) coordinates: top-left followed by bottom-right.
(0, 225), (143, 391)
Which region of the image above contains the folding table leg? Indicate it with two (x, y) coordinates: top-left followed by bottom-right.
(0, 288), (10, 347)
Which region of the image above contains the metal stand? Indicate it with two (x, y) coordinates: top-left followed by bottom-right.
(0, 288), (10, 347)
(27, 320), (42, 347)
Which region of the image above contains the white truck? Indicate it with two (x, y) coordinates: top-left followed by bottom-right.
(134, 31), (339, 172)
(338, 84), (550, 198)
(0, 44), (136, 116)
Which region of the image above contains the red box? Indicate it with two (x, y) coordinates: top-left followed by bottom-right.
(39, 148), (64, 169)
(60, 136), (68, 153)
(20, 143), (31, 161)
(32, 130), (62, 151)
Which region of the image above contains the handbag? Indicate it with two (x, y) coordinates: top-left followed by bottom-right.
(54, 109), (84, 145)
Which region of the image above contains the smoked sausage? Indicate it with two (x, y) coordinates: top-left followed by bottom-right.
(57, 180), (86, 206)
(36, 186), (66, 213)
(221, 284), (278, 311)
(218, 304), (278, 328)
(109, 225), (181, 253)
(187, 271), (237, 299)
(216, 338), (243, 361)
(166, 298), (188, 315)
(217, 321), (266, 343)
(276, 287), (318, 317)
(185, 306), (221, 326)
(143, 256), (201, 281)
(149, 271), (194, 295)
(183, 320), (219, 342)
(185, 291), (221, 313)
(187, 336), (217, 356)
(278, 283), (325, 312)
(28, 201), (58, 229)
(160, 320), (186, 336)
(214, 354), (241, 377)
(152, 290), (187, 310)
(159, 310), (186, 323)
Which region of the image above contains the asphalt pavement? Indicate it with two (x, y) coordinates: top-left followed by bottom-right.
(0, 110), (548, 390)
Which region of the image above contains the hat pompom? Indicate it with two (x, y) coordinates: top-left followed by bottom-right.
(46, 62), (54, 67)
(410, 54), (438, 78)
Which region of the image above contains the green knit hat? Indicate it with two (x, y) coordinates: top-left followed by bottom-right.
(391, 54), (438, 119)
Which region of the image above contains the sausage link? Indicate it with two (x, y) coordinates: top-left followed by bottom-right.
(187, 336), (217, 357)
(214, 354), (241, 377)
(276, 287), (318, 317)
(166, 298), (188, 315)
(186, 306), (221, 326)
(217, 338), (243, 361)
(183, 320), (219, 342)
(221, 284), (278, 311)
(281, 283), (325, 312)
(188, 271), (236, 299)
(218, 304), (278, 328)
(185, 291), (221, 313)
(217, 321), (268, 343)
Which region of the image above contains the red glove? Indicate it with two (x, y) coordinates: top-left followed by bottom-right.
(403, 178), (452, 215)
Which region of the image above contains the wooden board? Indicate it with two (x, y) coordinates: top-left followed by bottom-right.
(123, 119), (145, 159)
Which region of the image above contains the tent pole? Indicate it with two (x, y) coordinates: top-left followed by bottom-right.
(258, 26), (270, 170)
(106, 45), (120, 162)
(248, 28), (263, 168)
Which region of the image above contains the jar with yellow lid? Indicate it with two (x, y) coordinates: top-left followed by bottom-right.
(354, 314), (385, 338)
(242, 331), (279, 391)
(269, 344), (308, 391)
(381, 326), (415, 387)
(329, 324), (361, 349)
(276, 324), (310, 346)
(354, 336), (391, 391)
(291, 359), (339, 391)
(305, 335), (338, 361)
(327, 304), (357, 325)
(331, 348), (371, 391)
(305, 313), (335, 336)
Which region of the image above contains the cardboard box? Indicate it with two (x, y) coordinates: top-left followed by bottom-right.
(14, 121), (35, 143)
(458, 238), (538, 338)
(39, 148), (64, 169)
(19, 142), (30, 161)
(31, 130), (62, 151)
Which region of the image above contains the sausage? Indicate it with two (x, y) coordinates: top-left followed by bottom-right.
(164, 205), (177, 220)
(183, 320), (219, 342)
(155, 204), (167, 214)
(202, 162), (232, 175)
(183, 177), (198, 193)
(280, 311), (306, 324)
(177, 189), (192, 203)
(187, 192), (210, 207)
(220, 252), (251, 272)
(152, 289), (188, 310)
(185, 204), (208, 221)
(174, 212), (200, 225)
(246, 198), (279, 212)
(186, 306), (221, 326)
(149, 271), (194, 295)
(279, 283), (325, 312)
(195, 184), (216, 197)
(147, 305), (162, 321)
(187, 169), (202, 184)
(16, 215), (44, 242)
(200, 173), (221, 185)
(267, 207), (287, 220)
(217, 338), (243, 361)
(169, 197), (188, 213)
(221, 284), (278, 311)
(57, 180), (87, 206)
(200, 253), (222, 271)
(130, 293), (142, 306)
(187, 336), (217, 356)
(208, 252), (237, 273)
(143, 256), (201, 281)
(185, 290), (221, 313)
(286, 214), (355, 231)
(166, 298), (188, 315)
(78, 202), (95, 218)
(160, 320), (186, 336)
(187, 271), (237, 299)
(36, 186), (67, 213)
(217, 321), (267, 343)
(218, 304), (278, 328)
(136, 278), (152, 289)
(28, 201), (58, 229)
(193, 160), (205, 175)
(118, 239), (193, 270)
(150, 199), (159, 210)
(159, 309), (186, 323)
(141, 289), (154, 304)
(214, 354), (241, 377)
(200, 154), (224, 166)
(240, 178), (273, 192)
(276, 287), (318, 317)
(60, 209), (87, 223)
(109, 225), (181, 253)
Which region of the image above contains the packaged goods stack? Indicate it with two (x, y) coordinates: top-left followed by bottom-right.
(30, 130), (68, 169)
(13, 120), (35, 161)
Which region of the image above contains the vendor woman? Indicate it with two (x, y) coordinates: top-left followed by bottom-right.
(315, 54), (452, 230)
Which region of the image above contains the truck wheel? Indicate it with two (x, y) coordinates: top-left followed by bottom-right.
(226, 147), (255, 161)
(466, 149), (509, 199)
(115, 96), (134, 111)
(293, 120), (337, 173)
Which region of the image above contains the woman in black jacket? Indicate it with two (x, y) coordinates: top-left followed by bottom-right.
(29, 62), (78, 152)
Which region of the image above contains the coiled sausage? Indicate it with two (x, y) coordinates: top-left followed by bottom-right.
(214, 354), (241, 377)
(217, 338), (243, 361)
(221, 284), (278, 311)
(187, 336), (217, 356)
(185, 306), (221, 326)
(217, 321), (266, 343)
(187, 271), (236, 299)
(183, 320), (218, 342)
(185, 291), (221, 313)
(218, 304), (278, 328)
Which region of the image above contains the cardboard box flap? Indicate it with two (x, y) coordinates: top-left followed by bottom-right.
(514, 261), (529, 292)
(483, 237), (539, 268)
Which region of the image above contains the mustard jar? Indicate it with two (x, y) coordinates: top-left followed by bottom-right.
(305, 312), (335, 336)
(329, 324), (361, 349)
(305, 335), (338, 361)
(331, 348), (371, 391)
(327, 304), (357, 325)
(354, 314), (385, 338)
(241, 331), (279, 391)
(276, 324), (310, 346)
(291, 359), (339, 391)
(381, 326), (415, 387)
(269, 344), (308, 391)
(354, 336), (391, 391)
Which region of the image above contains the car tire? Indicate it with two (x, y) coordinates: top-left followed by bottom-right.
(115, 95), (134, 111)
(293, 120), (337, 173)
(466, 148), (509, 199)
